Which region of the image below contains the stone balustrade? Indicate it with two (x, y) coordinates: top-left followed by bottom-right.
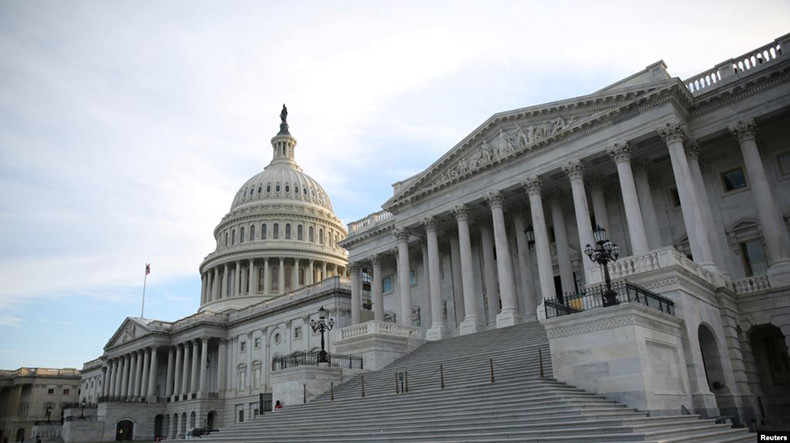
(685, 34), (787, 95)
(347, 210), (394, 235)
(733, 274), (771, 295)
(338, 320), (424, 341)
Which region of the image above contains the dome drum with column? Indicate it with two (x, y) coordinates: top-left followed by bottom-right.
(198, 106), (348, 312)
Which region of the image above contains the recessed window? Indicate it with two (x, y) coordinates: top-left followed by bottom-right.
(294, 327), (302, 339)
(273, 223), (279, 239)
(285, 185), (290, 193)
(240, 341), (247, 353)
(309, 226), (314, 242)
(297, 225), (303, 241)
(262, 224), (267, 240)
(271, 267), (279, 291)
(276, 184), (281, 192)
(63, 389), (70, 395)
(254, 337), (261, 349)
(250, 225), (256, 241)
(778, 152), (790, 176)
(48, 389), (54, 395)
(240, 227), (245, 243)
(383, 276), (393, 294)
(285, 223), (291, 240)
(225, 232), (229, 247)
(266, 185), (271, 193)
(721, 167), (747, 192)
(274, 333), (281, 345)
(740, 239), (768, 277)
(232, 229), (236, 245)
(258, 186), (262, 194)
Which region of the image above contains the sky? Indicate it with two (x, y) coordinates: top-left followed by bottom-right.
(1, 0), (788, 370)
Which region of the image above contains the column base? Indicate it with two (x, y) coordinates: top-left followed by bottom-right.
(495, 309), (522, 328)
(459, 316), (485, 335)
(426, 322), (451, 341)
(767, 259), (790, 287)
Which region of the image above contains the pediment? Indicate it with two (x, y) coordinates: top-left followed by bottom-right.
(383, 78), (679, 211)
(105, 317), (155, 350)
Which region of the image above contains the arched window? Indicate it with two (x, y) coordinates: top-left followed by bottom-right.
(252, 362), (262, 389)
(262, 224), (267, 240)
(276, 184), (281, 192)
(240, 227), (245, 243)
(250, 225), (256, 241)
(309, 226), (314, 242)
(299, 268), (305, 285)
(237, 364), (247, 391)
(224, 232), (228, 247)
(319, 228), (324, 245)
(297, 225), (303, 241)
(285, 185), (290, 193)
(285, 223), (291, 240)
(284, 267), (292, 292)
(232, 229), (236, 245)
(335, 233), (339, 246)
(266, 184), (271, 193)
(273, 223), (279, 239)
(257, 186), (262, 194)
(271, 267), (279, 291)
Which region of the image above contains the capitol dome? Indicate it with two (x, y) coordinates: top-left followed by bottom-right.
(198, 106), (349, 312)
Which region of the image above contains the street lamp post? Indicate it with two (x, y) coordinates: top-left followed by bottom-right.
(310, 306), (335, 364)
(584, 225), (621, 307)
(80, 399), (86, 419)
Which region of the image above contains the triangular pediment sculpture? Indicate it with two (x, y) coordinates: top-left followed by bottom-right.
(383, 77), (678, 211)
(104, 317), (155, 350)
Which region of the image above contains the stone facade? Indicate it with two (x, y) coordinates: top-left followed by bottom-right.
(340, 33), (790, 429)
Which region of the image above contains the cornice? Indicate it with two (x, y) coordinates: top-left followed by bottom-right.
(688, 65), (790, 118)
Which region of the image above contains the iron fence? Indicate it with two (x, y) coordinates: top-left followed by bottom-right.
(544, 281), (675, 318)
(272, 351), (363, 371)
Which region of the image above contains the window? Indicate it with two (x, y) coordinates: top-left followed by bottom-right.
(254, 337), (261, 349)
(252, 363), (262, 389)
(410, 270), (417, 286)
(740, 239), (768, 277)
(224, 232), (229, 247)
(383, 276), (393, 294)
(285, 185), (290, 193)
(285, 223), (291, 239)
(240, 341), (247, 352)
(273, 223), (279, 239)
(250, 225), (256, 241)
(294, 327), (302, 339)
(778, 152), (790, 176)
(258, 267), (265, 292)
(284, 267), (292, 291)
(276, 184), (281, 192)
(271, 267), (279, 291)
(240, 227), (245, 243)
(257, 186), (262, 194)
(319, 228), (324, 245)
(232, 229), (236, 245)
(309, 226), (314, 242)
(266, 184), (271, 192)
(299, 268), (305, 285)
(238, 366), (247, 391)
(63, 389), (70, 395)
(297, 225), (303, 241)
(262, 224), (267, 240)
(48, 389), (54, 395)
(721, 167), (747, 192)
(669, 187), (681, 208)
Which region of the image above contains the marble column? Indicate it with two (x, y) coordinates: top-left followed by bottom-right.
(173, 345), (182, 397)
(350, 263), (361, 325)
(632, 161), (662, 249)
(425, 217), (450, 339)
(128, 352), (138, 398)
(181, 342), (191, 397)
(217, 339), (228, 394)
(522, 177), (556, 304)
(222, 264), (229, 298)
(454, 204), (484, 334)
(140, 348), (150, 398)
(119, 354), (129, 399)
(563, 159), (595, 283)
(190, 340), (199, 395)
(249, 259), (257, 294)
(322, 262), (327, 281)
(107, 360), (116, 397)
(480, 224), (499, 325)
(263, 258), (271, 295)
(165, 348), (175, 397)
(395, 228), (413, 327)
(199, 339), (209, 394)
(147, 347), (158, 400)
(371, 254), (384, 321)
(514, 214), (537, 319)
(549, 192), (575, 296)
(420, 241), (432, 325)
(487, 192), (521, 327)
(308, 260), (314, 285)
(234, 261), (241, 297)
(113, 358), (122, 397)
(212, 268), (219, 301)
(607, 143), (649, 255)
(449, 236), (464, 326)
(102, 364), (111, 397)
(293, 258), (300, 290)
(658, 119), (715, 267)
(730, 120), (790, 284)
(136, 350), (145, 397)
(278, 258), (285, 293)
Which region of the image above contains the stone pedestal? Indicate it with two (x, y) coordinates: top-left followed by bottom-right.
(270, 366), (343, 407)
(335, 321), (426, 371)
(542, 303), (693, 416)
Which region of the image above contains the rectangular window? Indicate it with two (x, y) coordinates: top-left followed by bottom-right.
(778, 152), (790, 176)
(382, 276), (393, 294)
(294, 327), (302, 339)
(240, 341), (247, 352)
(48, 389), (54, 395)
(740, 239), (768, 277)
(63, 389), (69, 395)
(253, 337), (261, 349)
(253, 367), (261, 389)
(238, 370), (247, 391)
(721, 167), (747, 192)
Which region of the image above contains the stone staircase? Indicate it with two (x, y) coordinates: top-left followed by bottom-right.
(199, 321), (752, 442)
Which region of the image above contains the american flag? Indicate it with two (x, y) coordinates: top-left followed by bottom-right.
(145, 263), (151, 275)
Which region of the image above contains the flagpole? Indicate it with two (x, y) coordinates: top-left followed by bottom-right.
(141, 263), (149, 318)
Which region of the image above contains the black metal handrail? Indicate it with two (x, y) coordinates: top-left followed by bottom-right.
(544, 281), (675, 318)
(272, 351), (363, 371)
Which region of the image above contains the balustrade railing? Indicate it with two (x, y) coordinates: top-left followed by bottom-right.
(338, 320), (424, 340)
(544, 281), (676, 319)
(733, 274), (771, 295)
(347, 210), (394, 235)
(587, 247), (722, 288)
(271, 351), (363, 371)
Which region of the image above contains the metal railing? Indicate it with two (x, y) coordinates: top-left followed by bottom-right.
(544, 281), (675, 318)
(272, 351), (363, 371)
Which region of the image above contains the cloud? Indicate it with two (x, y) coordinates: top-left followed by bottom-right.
(0, 314), (23, 328)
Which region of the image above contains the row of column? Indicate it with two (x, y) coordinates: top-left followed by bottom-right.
(347, 117), (790, 337)
(201, 259), (347, 304)
(102, 346), (159, 401)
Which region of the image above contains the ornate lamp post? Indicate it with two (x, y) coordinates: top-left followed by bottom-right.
(80, 398), (86, 419)
(584, 225), (621, 307)
(310, 306), (335, 364)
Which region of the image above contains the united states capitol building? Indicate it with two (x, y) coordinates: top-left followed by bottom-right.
(63, 34), (789, 441)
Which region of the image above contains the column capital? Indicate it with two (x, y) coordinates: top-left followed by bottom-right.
(349, 262), (361, 274)
(422, 216), (439, 232)
(728, 119), (757, 143)
(370, 253), (382, 266)
(393, 227), (410, 243)
(606, 142), (632, 164)
(562, 158), (585, 181)
(452, 203), (469, 221)
(485, 191), (505, 209)
(521, 176), (542, 195)
(657, 119), (687, 144)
